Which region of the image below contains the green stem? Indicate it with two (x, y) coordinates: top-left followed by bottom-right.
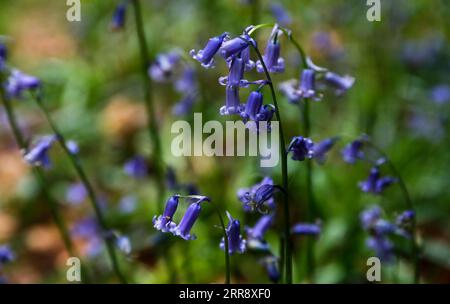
(130, 0), (166, 213)
(0, 83), (92, 283)
(243, 37), (292, 284)
(211, 202), (231, 284)
(32, 93), (127, 284)
(367, 142), (420, 283)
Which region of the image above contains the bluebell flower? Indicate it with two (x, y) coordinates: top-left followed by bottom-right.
(240, 45), (255, 71)
(220, 212), (246, 254)
(110, 2), (127, 31)
(149, 51), (181, 82)
(71, 218), (103, 257)
(241, 91), (263, 121)
(118, 195), (137, 214)
(0, 245), (15, 266)
(296, 69), (322, 101)
(312, 137), (338, 164)
(66, 182), (87, 205)
(175, 67), (198, 93)
(23, 135), (57, 169)
(246, 214), (274, 241)
(359, 167), (397, 195)
(360, 205), (382, 230)
(237, 177), (276, 212)
(287, 136), (314, 161)
(123, 155), (148, 179)
(219, 55), (246, 88)
(173, 201), (203, 240)
(341, 139), (364, 164)
(220, 85), (243, 115)
(260, 256), (280, 283)
(396, 210), (415, 226)
(5, 69), (41, 99)
(291, 223), (321, 236)
(172, 92), (197, 116)
(270, 3), (292, 26)
(153, 195), (179, 233)
(116, 235), (131, 255)
(323, 72), (355, 95)
(430, 84), (450, 105)
(256, 25), (285, 73)
(190, 33), (228, 68)
(219, 35), (255, 60)
(366, 236), (394, 262)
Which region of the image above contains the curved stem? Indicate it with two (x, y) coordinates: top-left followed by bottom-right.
(32, 93), (127, 284)
(0, 84), (91, 283)
(367, 142), (420, 283)
(243, 37), (292, 284)
(210, 201), (231, 284)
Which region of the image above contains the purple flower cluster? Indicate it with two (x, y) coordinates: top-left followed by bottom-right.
(190, 27), (281, 128)
(149, 50), (199, 115)
(360, 206), (411, 262)
(153, 195), (209, 241)
(287, 136), (337, 163)
(237, 177), (276, 213)
(358, 166), (397, 195)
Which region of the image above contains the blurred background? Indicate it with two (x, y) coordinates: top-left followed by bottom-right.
(0, 0), (449, 283)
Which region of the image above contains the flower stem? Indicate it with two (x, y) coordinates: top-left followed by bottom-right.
(130, 0), (166, 213)
(32, 93), (127, 284)
(0, 83), (92, 283)
(367, 142), (420, 283)
(211, 201), (231, 284)
(244, 37), (292, 284)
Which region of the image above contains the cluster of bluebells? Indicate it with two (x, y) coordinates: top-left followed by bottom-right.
(148, 50), (199, 116)
(360, 206), (413, 262)
(279, 59), (354, 103)
(237, 177), (276, 213)
(153, 195), (209, 240)
(358, 165), (397, 195)
(190, 25), (290, 130)
(287, 136), (338, 164)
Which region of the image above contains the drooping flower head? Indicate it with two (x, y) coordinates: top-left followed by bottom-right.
(279, 79), (300, 103)
(246, 214), (274, 241)
(296, 69), (321, 101)
(287, 136), (314, 161)
(237, 176), (276, 213)
(149, 51), (181, 82)
(220, 85), (243, 116)
(341, 139), (365, 164)
(190, 33), (228, 68)
(323, 72), (355, 95)
(110, 2), (127, 31)
(241, 90), (263, 121)
(153, 195), (180, 233)
(270, 3), (292, 26)
(219, 55), (246, 88)
(291, 223), (321, 236)
(172, 195), (209, 240)
(256, 25), (285, 73)
(23, 135), (57, 169)
(5, 69), (41, 99)
(312, 137), (338, 164)
(219, 34), (255, 61)
(66, 182), (87, 205)
(220, 212), (246, 254)
(123, 155), (148, 179)
(358, 166), (397, 195)
(260, 255), (281, 283)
